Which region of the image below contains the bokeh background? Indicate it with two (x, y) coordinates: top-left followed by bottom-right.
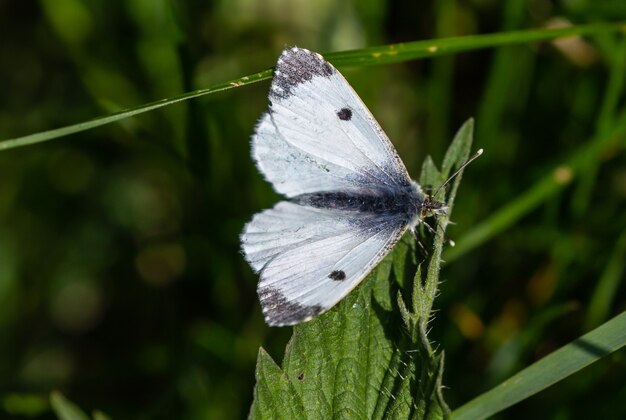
(1, 0), (625, 418)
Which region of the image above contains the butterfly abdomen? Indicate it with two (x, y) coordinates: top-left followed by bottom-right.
(291, 188), (422, 219)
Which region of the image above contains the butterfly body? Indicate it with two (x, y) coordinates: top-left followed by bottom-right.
(292, 183), (421, 220)
(241, 47), (445, 326)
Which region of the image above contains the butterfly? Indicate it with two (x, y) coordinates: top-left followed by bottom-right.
(241, 47), (478, 326)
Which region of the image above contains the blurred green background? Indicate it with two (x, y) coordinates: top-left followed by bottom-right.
(1, 0), (625, 418)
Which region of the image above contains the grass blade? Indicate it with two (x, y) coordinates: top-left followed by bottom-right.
(0, 70), (272, 152)
(50, 392), (89, 420)
(452, 311), (626, 419)
(585, 232), (626, 330)
(327, 22), (625, 67)
(2, 22), (624, 152)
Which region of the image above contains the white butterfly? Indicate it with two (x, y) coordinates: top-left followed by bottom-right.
(241, 47), (451, 326)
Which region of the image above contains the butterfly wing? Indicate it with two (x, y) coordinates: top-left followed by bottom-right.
(241, 201), (408, 326)
(252, 47), (414, 197)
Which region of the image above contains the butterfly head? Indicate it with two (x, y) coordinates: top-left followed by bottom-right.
(420, 195), (448, 219)
(418, 148), (484, 220)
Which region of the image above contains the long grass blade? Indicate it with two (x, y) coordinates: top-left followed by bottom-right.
(0, 70), (272, 152)
(2, 22), (624, 152)
(452, 311), (626, 419)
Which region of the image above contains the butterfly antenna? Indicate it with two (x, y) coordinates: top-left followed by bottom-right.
(432, 148), (483, 199)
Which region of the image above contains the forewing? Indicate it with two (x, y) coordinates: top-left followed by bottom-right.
(241, 201), (408, 326)
(252, 47), (413, 197)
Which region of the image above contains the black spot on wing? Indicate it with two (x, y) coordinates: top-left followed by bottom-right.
(337, 107), (352, 121)
(329, 270), (346, 281)
(270, 47), (335, 100)
(258, 286), (323, 326)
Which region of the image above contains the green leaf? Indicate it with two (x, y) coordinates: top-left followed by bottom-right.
(2, 23), (624, 152)
(452, 310), (626, 419)
(250, 348), (305, 419)
(250, 121), (475, 419)
(418, 119), (474, 324)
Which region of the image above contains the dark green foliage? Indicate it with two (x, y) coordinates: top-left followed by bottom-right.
(1, 1), (626, 419)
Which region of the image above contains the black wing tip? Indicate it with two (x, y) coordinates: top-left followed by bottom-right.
(259, 286), (323, 326)
(277, 46), (326, 65)
(270, 47), (335, 100)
